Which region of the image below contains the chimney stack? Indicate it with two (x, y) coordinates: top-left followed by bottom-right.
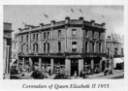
(51, 20), (56, 25)
(65, 16), (70, 20)
(65, 16), (70, 24)
(101, 22), (105, 26)
(79, 17), (84, 20)
(90, 20), (95, 23)
(40, 23), (44, 26)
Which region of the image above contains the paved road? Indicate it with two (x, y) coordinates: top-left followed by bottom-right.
(11, 70), (124, 79)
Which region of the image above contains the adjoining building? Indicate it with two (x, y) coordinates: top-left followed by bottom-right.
(106, 35), (124, 57)
(3, 22), (12, 79)
(16, 17), (110, 77)
(106, 35), (124, 69)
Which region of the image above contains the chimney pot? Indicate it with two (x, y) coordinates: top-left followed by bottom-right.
(40, 23), (44, 26)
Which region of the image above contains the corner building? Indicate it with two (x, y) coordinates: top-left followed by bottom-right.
(3, 22), (12, 78)
(17, 17), (107, 76)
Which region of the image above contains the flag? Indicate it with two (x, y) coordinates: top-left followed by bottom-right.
(44, 14), (49, 18)
(70, 8), (74, 13)
(79, 9), (82, 13)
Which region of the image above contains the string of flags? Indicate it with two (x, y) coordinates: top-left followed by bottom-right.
(42, 8), (84, 19)
(70, 8), (83, 13)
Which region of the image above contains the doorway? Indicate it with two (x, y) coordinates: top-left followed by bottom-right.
(71, 59), (78, 76)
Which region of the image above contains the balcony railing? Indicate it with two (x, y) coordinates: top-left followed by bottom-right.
(18, 52), (107, 58)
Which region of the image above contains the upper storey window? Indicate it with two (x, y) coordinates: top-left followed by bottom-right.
(72, 41), (77, 52)
(99, 32), (101, 40)
(43, 42), (50, 53)
(92, 31), (94, 39)
(44, 32), (50, 39)
(33, 43), (38, 53)
(121, 48), (124, 56)
(26, 35), (28, 42)
(72, 29), (77, 36)
(58, 41), (61, 53)
(85, 41), (88, 52)
(94, 32), (98, 39)
(86, 30), (89, 38)
(47, 32), (50, 39)
(58, 30), (62, 37)
(33, 33), (35, 40)
(36, 33), (38, 41)
(87, 31), (92, 39)
(47, 43), (50, 53)
(114, 48), (118, 56)
(21, 35), (23, 42)
(26, 44), (28, 53)
(44, 32), (46, 39)
(100, 32), (104, 40)
(33, 33), (38, 41)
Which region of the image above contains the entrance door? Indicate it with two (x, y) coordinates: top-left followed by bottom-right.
(102, 61), (106, 71)
(71, 59), (78, 76)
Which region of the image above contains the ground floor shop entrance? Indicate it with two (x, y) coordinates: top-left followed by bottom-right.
(17, 56), (109, 78)
(71, 59), (78, 76)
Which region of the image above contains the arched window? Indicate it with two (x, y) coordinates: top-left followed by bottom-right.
(114, 48), (118, 56)
(33, 43), (38, 53)
(44, 32), (46, 39)
(58, 30), (61, 37)
(33, 33), (35, 40)
(44, 43), (46, 53)
(99, 42), (101, 53)
(121, 48), (124, 56)
(58, 41), (61, 52)
(99, 32), (101, 40)
(35, 44), (38, 53)
(36, 33), (38, 40)
(85, 41), (88, 53)
(43, 42), (50, 53)
(92, 42), (95, 53)
(21, 45), (23, 52)
(96, 42), (99, 53)
(26, 44), (28, 53)
(47, 43), (50, 53)
(22, 44), (25, 53)
(72, 41), (77, 52)
(21, 35), (23, 42)
(72, 29), (77, 36)
(107, 48), (110, 55)
(26, 35), (28, 42)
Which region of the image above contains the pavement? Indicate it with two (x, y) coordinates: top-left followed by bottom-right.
(87, 70), (124, 79)
(11, 70), (124, 79)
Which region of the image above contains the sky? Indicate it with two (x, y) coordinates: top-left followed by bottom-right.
(4, 5), (124, 37)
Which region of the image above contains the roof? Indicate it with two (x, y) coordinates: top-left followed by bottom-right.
(4, 22), (13, 32)
(17, 17), (106, 35)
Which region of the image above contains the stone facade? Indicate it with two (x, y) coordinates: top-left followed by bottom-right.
(17, 17), (107, 76)
(3, 22), (12, 79)
(106, 35), (124, 57)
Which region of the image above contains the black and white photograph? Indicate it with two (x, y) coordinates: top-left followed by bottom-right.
(3, 5), (124, 80)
